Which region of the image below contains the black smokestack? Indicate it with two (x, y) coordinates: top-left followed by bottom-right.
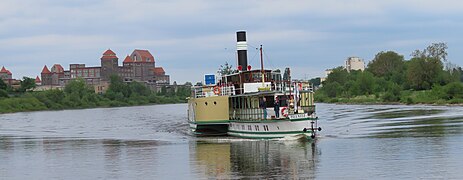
(236, 31), (248, 71)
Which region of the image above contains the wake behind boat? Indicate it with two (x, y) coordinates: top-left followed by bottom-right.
(187, 31), (321, 140)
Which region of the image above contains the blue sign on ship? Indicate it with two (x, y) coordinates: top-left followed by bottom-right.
(204, 74), (215, 85)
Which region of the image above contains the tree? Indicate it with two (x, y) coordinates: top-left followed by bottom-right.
(357, 71), (376, 95)
(0, 79), (7, 90)
(64, 78), (94, 98)
(411, 42), (448, 63)
(324, 67), (349, 86)
(367, 51), (405, 80)
(19, 77), (36, 92)
(444, 82), (463, 99)
(128, 81), (151, 97)
(217, 62), (237, 76)
(309, 77), (321, 87)
(406, 57), (443, 90)
(106, 75), (130, 98)
(322, 82), (342, 98)
(0, 89), (7, 98)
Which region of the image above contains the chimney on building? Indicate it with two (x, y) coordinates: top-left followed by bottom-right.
(236, 31), (248, 71)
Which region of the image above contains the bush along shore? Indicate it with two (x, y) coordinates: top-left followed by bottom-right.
(315, 43), (463, 105)
(0, 76), (190, 114)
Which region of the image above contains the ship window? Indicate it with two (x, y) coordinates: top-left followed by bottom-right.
(205, 102), (208, 106)
(214, 101), (217, 105)
(242, 125), (245, 130)
(277, 126), (280, 130)
(248, 125), (251, 131)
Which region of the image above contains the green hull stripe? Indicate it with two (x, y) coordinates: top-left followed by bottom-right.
(228, 132), (314, 140)
(189, 120), (229, 124)
(229, 117), (317, 123)
(227, 133), (285, 139)
(189, 118), (318, 124)
(227, 130), (313, 135)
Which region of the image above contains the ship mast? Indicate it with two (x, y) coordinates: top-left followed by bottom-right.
(260, 45), (265, 87)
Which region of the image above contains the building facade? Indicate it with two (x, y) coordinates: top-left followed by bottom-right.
(0, 66), (20, 88)
(0, 66), (12, 82)
(345, 57), (365, 72)
(40, 49), (170, 90)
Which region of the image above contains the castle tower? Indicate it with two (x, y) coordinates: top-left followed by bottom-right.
(35, 76), (42, 86)
(100, 49), (119, 81)
(130, 49), (155, 82)
(41, 65), (52, 85)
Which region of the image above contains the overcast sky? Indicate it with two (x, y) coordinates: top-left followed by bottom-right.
(1, 0), (463, 83)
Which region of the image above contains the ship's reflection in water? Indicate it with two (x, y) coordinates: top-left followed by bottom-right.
(190, 140), (320, 179)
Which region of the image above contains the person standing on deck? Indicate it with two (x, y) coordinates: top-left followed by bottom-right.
(260, 97), (267, 119)
(274, 97), (280, 118)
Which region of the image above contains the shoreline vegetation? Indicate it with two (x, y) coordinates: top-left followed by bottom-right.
(0, 75), (190, 114)
(315, 43), (463, 106)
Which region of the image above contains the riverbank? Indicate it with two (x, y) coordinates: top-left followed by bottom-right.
(0, 77), (190, 114)
(0, 93), (187, 114)
(316, 90), (463, 106)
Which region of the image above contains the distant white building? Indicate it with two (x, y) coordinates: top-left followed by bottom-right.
(345, 57), (365, 72)
(320, 69), (333, 84)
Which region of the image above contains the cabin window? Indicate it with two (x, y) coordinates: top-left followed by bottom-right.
(263, 125), (269, 131)
(244, 73), (251, 82)
(278, 96), (288, 107)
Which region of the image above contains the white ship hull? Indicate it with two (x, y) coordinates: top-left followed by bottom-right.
(228, 117), (318, 140)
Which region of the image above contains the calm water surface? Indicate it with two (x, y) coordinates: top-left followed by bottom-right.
(1, 103), (463, 179)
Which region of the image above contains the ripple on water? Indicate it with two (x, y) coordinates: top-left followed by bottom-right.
(318, 104), (463, 139)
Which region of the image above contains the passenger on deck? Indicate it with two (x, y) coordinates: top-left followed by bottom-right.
(260, 97), (267, 120)
(274, 97), (280, 119)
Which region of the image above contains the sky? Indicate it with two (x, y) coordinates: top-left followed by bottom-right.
(1, 0), (463, 84)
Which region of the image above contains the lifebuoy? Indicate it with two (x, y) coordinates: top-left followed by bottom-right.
(213, 86), (221, 95)
(281, 107), (288, 117)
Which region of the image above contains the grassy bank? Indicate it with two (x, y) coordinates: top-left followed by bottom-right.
(0, 93), (186, 114)
(315, 89), (463, 105)
(0, 76), (190, 114)
(315, 44), (463, 106)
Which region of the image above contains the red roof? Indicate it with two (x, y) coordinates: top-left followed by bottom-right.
(132, 49), (155, 62)
(51, 64), (64, 73)
(103, 49), (116, 56)
(102, 49), (118, 59)
(35, 76), (41, 83)
(6, 70), (11, 75)
(123, 55), (133, 63)
(41, 65), (51, 74)
(152, 67), (165, 75)
(0, 66), (7, 73)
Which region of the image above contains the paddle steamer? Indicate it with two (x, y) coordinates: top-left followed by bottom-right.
(187, 31), (321, 139)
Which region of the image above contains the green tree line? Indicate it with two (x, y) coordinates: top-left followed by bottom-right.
(316, 43), (463, 104)
(0, 75), (190, 114)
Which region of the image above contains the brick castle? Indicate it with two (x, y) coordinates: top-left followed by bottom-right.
(39, 49), (170, 92)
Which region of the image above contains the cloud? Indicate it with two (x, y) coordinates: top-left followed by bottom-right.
(1, 0), (463, 82)
(0, 34), (116, 49)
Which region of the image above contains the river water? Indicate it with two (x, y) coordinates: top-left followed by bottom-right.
(1, 103), (463, 179)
